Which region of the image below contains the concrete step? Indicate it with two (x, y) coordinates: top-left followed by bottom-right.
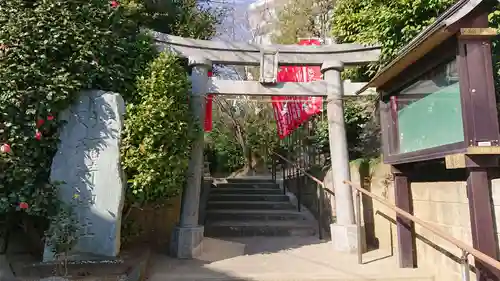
(205, 220), (316, 237)
(207, 201), (296, 210)
(210, 188), (283, 195)
(209, 194), (289, 202)
(225, 178), (276, 184)
(206, 209), (307, 221)
(216, 182), (280, 189)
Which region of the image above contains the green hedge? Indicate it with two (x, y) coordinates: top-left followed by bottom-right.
(121, 52), (195, 205)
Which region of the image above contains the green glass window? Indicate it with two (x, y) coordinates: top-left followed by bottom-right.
(392, 59), (464, 154)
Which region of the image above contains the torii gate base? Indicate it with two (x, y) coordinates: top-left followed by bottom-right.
(153, 33), (380, 258)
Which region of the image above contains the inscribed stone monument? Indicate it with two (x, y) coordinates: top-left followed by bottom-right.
(44, 90), (126, 261)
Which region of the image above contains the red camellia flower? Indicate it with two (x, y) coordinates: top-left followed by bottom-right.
(47, 115), (54, 121)
(0, 144), (11, 153)
(19, 202), (29, 210)
(36, 119), (45, 127)
(110, 0), (119, 8)
(35, 131), (42, 140)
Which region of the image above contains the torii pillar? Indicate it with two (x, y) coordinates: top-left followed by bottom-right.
(170, 56), (211, 258)
(322, 60), (364, 253)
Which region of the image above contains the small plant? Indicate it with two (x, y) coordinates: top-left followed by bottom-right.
(45, 203), (81, 276)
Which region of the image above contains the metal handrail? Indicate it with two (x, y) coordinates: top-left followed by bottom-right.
(272, 152), (334, 240)
(269, 151), (499, 278)
(273, 152), (325, 187)
(344, 179), (500, 277)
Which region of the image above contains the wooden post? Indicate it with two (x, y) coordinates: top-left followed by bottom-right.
(393, 166), (416, 268)
(457, 12), (500, 281)
(467, 167), (500, 281)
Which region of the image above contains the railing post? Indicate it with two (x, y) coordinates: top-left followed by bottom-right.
(271, 154), (276, 181)
(283, 160), (287, 195)
(344, 178), (500, 274)
(296, 163), (301, 212)
(461, 250), (471, 281)
(317, 183), (324, 240)
(355, 189), (362, 264)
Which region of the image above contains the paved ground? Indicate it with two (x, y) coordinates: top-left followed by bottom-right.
(148, 236), (434, 281)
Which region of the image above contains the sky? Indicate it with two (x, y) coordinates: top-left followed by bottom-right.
(212, 0), (255, 42)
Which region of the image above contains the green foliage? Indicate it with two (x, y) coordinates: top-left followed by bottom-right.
(489, 7), (500, 99)
(45, 203), (81, 255)
(121, 52), (195, 205)
(331, 0), (456, 79)
(272, 0), (317, 44)
(206, 121), (245, 174)
(272, 0), (334, 44)
(123, 0), (223, 39)
(331, 1), (500, 158)
(0, 0), (156, 218)
(206, 98), (279, 175)
(270, 0), (376, 162)
(311, 99), (373, 160)
(119, 0), (221, 203)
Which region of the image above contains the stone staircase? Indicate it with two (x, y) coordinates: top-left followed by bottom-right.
(205, 178), (317, 237)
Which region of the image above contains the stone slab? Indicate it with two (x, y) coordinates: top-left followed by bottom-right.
(12, 249), (150, 281)
(45, 90), (126, 261)
(330, 223), (366, 254)
(170, 226), (204, 259)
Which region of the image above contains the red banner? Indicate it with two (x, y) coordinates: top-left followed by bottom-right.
(272, 39), (323, 138)
(204, 71), (213, 132)
(272, 98), (290, 139)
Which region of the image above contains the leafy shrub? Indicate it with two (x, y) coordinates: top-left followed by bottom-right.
(489, 7), (500, 107)
(206, 129), (245, 174)
(311, 99), (374, 160)
(121, 52), (195, 205)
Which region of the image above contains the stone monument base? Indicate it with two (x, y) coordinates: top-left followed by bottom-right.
(170, 225), (204, 259)
(12, 248), (150, 281)
(330, 223), (366, 254)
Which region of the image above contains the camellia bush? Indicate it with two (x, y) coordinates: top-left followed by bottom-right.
(0, 0), (155, 233)
(121, 52), (195, 206)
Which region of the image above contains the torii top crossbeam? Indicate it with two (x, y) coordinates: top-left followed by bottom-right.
(151, 31), (381, 66)
(150, 31), (381, 97)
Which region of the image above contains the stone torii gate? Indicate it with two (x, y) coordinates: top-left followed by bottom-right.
(151, 31), (381, 258)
